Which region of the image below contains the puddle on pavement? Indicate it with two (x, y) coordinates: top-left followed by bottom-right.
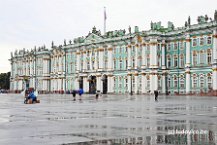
(64, 132), (216, 145)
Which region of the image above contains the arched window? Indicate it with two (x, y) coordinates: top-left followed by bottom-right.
(174, 42), (178, 50)
(167, 77), (171, 88)
(200, 50), (205, 64)
(180, 54), (184, 68)
(192, 74), (198, 88)
(167, 55), (171, 68)
(158, 76), (161, 89)
(207, 49), (212, 65)
(147, 54), (150, 67)
(174, 55), (178, 67)
(207, 36), (212, 45)
(132, 59), (135, 68)
(173, 75), (178, 88)
(199, 75), (204, 88)
(193, 51), (197, 66)
(207, 74), (212, 90)
(180, 77), (185, 89)
(200, 37), (204, 46)
(158, 55), (161, 67)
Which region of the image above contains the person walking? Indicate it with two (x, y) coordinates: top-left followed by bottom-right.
(154, 90), (159, 101)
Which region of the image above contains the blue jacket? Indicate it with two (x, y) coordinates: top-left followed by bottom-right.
(28, 92), (36, 100)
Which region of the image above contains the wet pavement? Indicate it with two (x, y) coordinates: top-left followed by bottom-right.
(0, 93), (217, 145)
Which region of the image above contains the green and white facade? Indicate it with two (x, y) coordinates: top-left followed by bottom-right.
(9, 14), (217, 94)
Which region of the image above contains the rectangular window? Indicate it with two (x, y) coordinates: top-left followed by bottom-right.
(193, 77), (197, 88)
(180, 56), (184, 67)
(207, 50), (212, 65)
(120, 60), (122, 70)
(167, 43), (171, 51)
(174, 78), (178, 88)
(192, 39), (197, 47)
(200, 37), (204, 46)
(174, 42), (178, 50)
(180, 42), (184, 50)
(180, 78), (185, 88)
(174, 56), (178, 67)
(207, 36), (212, 45)
(200, 51), (205, 64)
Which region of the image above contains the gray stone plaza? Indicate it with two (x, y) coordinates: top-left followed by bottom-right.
(0, 94), (217, 145)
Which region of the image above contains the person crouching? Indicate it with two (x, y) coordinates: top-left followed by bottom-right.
(27, 89), (37, 104)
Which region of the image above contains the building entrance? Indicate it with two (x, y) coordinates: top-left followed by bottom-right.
(89, 76), (96, 94)
(102, 75), (108, 94)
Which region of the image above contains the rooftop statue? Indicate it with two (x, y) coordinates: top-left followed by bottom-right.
(128, 26), (131, 34)
(51, 41), (54, 48)
(64, 39), (66, 46)
(188, 16), (191, 26)
(185, 21), (188, 28)
(205, 15), (209, 22)
(69, 40), (72, 45)
(214, 10), (217, 21)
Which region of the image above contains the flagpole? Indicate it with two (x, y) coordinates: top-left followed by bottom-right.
(104, 7), (106, 35)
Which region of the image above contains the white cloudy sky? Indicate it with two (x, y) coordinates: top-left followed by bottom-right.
(0, 0), (217, 73)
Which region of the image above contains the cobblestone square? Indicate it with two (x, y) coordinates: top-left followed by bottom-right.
(0, 94), (217, 145)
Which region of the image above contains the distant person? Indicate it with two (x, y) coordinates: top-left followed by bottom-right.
(25, 89), (37, 104)
(154, 90), (159, 101)
(78, 88), (84, 96)
(96, 90), (100, 99)
(72, 90), (76, 98)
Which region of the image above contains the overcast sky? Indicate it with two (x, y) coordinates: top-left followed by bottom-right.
(1, 0), (217, 73)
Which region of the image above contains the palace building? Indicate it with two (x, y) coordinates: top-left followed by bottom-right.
(9, 12), (217, 95)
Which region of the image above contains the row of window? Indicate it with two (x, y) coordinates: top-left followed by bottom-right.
(192, 36), (212, 47)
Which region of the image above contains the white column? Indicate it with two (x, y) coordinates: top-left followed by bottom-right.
(94, 50), (98, 70)
(150, 71), (158, 93)
(96, 76), (102, 92)
(108, 47), (113, 71)
(90, 51), (93, 70)
(127, 45), (131, 69)
(76, 51), (80, 72)
(127, 74), (132, 93)
(212, 29), (217, 90)
(74, 78), (79, 90)
(134, 74), (138, 94)
(83, 52), (87, 71)
(107, 75), (114, 93)
(161, 40), (166, 69)
(141, 74), (147, 94)
(185, 34), (191, 68)
(141, 44), (147, 69)
(185, 34), (191, 94)
(162, 73), (166, 94)
(135, 45), (138, 69)
(63, 79), (65, 92)
(98, 48), (104, 71)
(83, 77), (88, 93)
(58, 56), (61, 72)
(150, 39), (158, 68)
(185, 69), (191, 94)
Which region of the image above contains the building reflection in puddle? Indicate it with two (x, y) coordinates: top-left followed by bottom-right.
(73, 123), (216, 145)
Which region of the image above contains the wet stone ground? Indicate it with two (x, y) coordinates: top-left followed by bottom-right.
(0, 94), (217, 145)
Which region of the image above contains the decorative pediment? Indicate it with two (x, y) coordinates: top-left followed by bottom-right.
(73, 26), (103, 44)
(84, 33), (103, 43)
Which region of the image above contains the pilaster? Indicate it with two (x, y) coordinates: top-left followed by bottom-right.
(212, 29), (217, 91)
(141, 43), (147, 69)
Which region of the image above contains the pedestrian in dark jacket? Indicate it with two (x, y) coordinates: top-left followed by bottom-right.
(154, 90), (159, 101)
